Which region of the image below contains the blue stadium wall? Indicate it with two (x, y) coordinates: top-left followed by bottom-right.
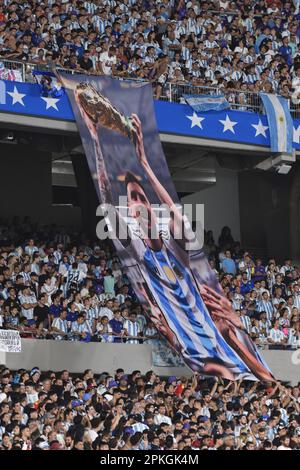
(1, 79), (300, 151)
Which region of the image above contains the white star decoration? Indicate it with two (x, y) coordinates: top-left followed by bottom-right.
(293, 125), (300, 144)
(251, 119), (269, 138)
(41, 96), (60, 111)
(186, 112), (205, 129)
(219, 114), (237, 134)
(7, 86), (26, 106)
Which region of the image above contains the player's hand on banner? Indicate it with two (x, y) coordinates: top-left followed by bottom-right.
(200, 284), (243, 330)
(131, 113), (148, 167)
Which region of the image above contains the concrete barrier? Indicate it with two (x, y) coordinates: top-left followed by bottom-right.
(2, 339), (190, 378)
(1, 339), (299, 384)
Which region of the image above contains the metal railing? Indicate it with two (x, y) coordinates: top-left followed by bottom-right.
(0, 57), (265, 112)
(1, 325), (165, 343)
(3, 326), (295, 351)
(2, 57), (300, 117)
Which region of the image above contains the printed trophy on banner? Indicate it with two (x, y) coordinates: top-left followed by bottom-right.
(75, 82), (136, 143)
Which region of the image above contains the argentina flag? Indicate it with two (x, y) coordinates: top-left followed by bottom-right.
(183, 93), (230, 113)
(260, 93), (293, 154)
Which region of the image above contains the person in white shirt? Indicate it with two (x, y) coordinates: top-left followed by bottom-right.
(59, 256), (70, 277)
(268, 320), (286, 345)
(25, 382), (39, 405)
(277, 436), (292, 450)
(24, 239), (39, 257)
(99, 46), (117, 75)
(73, 292), (84, 312)
(30, 253), (41, 275)
(288, 322), (300, 348)
(98, 299), (114, 321)
(96, 315), (113, 342)
(87, 418), (102, 442)
(219, 0), (230, 8)
(78, 260), (88, 275)
(280, 259), (294, 276)
(41, 276), (57, 306)
(153, 404), (172, 426)
(292, 67), (300, 92)
(292, 284), (300, 310)
(19, 286), (37, 321)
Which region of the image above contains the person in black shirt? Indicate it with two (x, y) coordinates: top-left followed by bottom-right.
(29, 272), (39, 298)
(78, 51), (93, 72)
(33, 294), (50, 334)
(272, 274), (287, 298)
(4, 288), (20, 313)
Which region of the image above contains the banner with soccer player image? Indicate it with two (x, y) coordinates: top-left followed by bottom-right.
(59, 72), (274, 382)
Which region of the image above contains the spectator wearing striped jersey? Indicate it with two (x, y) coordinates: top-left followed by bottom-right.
(96, 315), (113, 343)
(51, 310), (69, 340)
(83, 296), (98, 334)
(18, 285), (38, 322)
(70, 313), (92, 342)
(123, 311), (142, 344)
(257, 291), (274, 322)
(238, 309), (252, 334)
(292, 283), (300, 310)
(24, 240), (39, 257)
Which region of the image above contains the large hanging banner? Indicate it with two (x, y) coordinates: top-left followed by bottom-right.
(60, 72), (273, 382)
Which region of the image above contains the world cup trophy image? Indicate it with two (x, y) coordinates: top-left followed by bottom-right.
(75, 82), (136, 143)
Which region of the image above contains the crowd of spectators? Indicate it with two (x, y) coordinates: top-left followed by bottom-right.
(0, 218), (160, 346)
(204, 226), (300, 349)
(1, 1), (300, 107)
(0, 365), (299, 450)
(0, 218), (299, 351)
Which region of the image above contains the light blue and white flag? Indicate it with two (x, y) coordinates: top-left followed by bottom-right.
(183, 93), (230, 112)
(33, 70), (65, 98)
(259, 93), (293, 154)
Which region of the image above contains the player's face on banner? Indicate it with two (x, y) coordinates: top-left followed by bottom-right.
(127, 181), (158, 239)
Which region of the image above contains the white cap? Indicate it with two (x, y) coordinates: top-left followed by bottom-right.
(39, 441), (50, 449)
(103, 393), (113, 402)
(97, 385), (107, 396)
(0, 392), (7, 403)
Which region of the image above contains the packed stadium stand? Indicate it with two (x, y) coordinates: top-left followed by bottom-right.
(0, 365), (300, 450)
(1, 0), (300, 113)
(0, 221), (300, 349)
